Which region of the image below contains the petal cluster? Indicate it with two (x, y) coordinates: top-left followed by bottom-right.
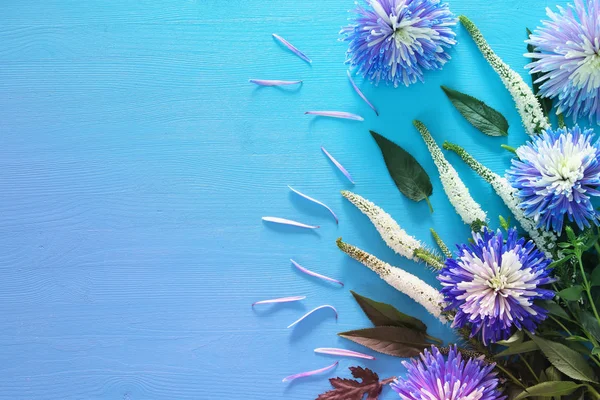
(341, 0), (457, 87)
(391, 345), (505, 400)
(526, 0), (600, 123)
(439, 228), (554, 345)
(507, 126), (600, 233)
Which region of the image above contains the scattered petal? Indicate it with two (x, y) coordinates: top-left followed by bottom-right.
(272, 34), (312, 64)
(291, 259), (343, 287)
(287, 305), (338, 328)
(249, 79), (303, 86)
(288, 186), (338, 224)
(347, 71), (378, 116)
(314, 347), (375, 360)
(305, 111), (364, 121)
(321, 147), (355, 184)
(262, 217), (319, 229)
(252, 296), (306, 307)
(282, 361), (339, 383)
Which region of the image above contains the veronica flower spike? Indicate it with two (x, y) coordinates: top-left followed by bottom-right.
(391, 346), (505, 400)
(507, 125), (600, 233)
(414, 120), (487, 231)
(341, 191), (443, 268)
(341, 0), (457, 87)
(526, 0), (600, 123)
(460, 15), (549, 135)
(439, 228), (554, 345)
(337, 238), (446, 321)
(444, 141), (558, 258)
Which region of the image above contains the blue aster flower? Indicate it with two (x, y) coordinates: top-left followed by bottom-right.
(438, 228), (554, 345)
(506, 125), (600, 233)
(341, 0), (457, 87)
(526, 0), (600, 123)
(391, 345), (505, 400)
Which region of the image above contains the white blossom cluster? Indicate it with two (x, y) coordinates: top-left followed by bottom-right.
(444, 142), (557, 258)
(342, 191), (423, 261)
(460, 16), (549, 136)
(337, 238), (446, 322)
(415, 121), (487, 229)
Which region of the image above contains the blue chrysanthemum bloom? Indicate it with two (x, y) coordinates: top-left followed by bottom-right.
(391, 345), (505, 400)
(506, 125), (600, 233)
(526, 0), (600, 123)
(438, 228), (554, 345)
(341, 0), (457, 87)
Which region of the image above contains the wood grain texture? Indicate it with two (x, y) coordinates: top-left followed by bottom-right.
(0, 0), (562, 398)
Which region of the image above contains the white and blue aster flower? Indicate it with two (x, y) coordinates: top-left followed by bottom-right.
(391, 345), (505, 400)
(341, 0), (457, 87)
(439, 228), (554, 345)
(526, 0), (600, 123)
(507, 126), (600, 233)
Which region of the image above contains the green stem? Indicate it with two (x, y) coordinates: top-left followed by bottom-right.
(500, 144), (517, 154)
(587, 385), (600, 399)
(519, 355), (539, 383)
(494, 363), (527, 389)
(557, 113), (565, 128)
(594, 242), (600, 263)
(576, 251), (600, 322)
(414, 248), (445, 271)
(548, 315), (572, 336)
(424, 196), (434, 213)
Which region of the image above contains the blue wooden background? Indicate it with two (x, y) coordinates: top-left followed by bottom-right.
(0, 0), (562, 398)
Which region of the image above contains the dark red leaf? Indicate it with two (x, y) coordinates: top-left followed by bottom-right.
(316, 366), (393, 400)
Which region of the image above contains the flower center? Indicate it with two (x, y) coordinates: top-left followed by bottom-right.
(393, 27), (415, 46)
(568, 41), (600, 90)
(488, 274), (508, 291)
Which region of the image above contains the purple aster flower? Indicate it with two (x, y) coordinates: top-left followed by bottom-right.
(341, 0), (457, 87)
(439, 228), (554, 345)
(391, 345), (505, 400)
(526, 0), (600, 123)
(506, 125), (600, 233)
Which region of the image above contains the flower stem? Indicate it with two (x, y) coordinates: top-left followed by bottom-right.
(518, 355), (539, 383)
(414, 248), (445, 270)
(576, 251), (600, 322)
(500, 144), (517, 154)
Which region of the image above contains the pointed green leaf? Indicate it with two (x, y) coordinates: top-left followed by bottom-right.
(350, 291), (427, 332)
(496, 330), (523, 345)
(338, 326), (429, 358)
(441, 86), (509, 137)
(541, 300), (571, 320)
(514, 381), (585, 400)
(578, 310), (600, 343)
(558, 285), (583, 301)
(495, 340), (539, 357)
(370, 131), (433, 210)
(529, 334), (597, 383)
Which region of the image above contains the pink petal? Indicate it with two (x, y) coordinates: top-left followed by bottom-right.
(282, 361), (339, 383)
(314, 347), (375, 360)
(272, 34), (312, 64)
(288, 186), (338, 224)
(252, 296), (306, 307)
(262, 217), (319, 229)
(305, 111), (364, 121)
(291, 259), (343, 287)
(347, 71), (379, 116)
(249, 79), (303, 86)
(287, 305), (338, 329)
(321, 147), (355, 184)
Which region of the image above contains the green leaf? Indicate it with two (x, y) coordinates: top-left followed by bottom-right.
(578, 310), (600, 343)
(526, 28), (553, 117)
(548, 255), (574, 270)
(514, 381), (585, 400)
(499, 215), (510, 231)
(592, 347), (600, 356)
(565, 335), (591, 343)
(350, 291), (427, 332)
(545, 366), (562, 382)
(529, 334), (597, 383)
(558, 286), (584, 301)
(496, 330), (524, 345)
(541, 300), (571, 320)
(495, 340), (539, 357)
(370, 131), (433, 211)
(441, 86), (509, 137)
(338, 326), (429, 358)
(591, 266), (600, 287)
